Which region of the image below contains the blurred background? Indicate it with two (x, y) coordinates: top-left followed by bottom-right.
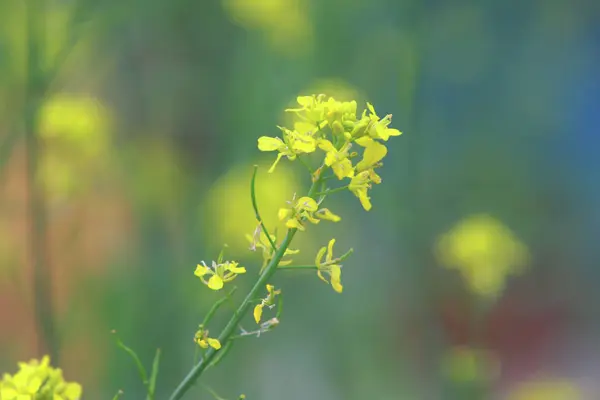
(1, 0), (599, 398)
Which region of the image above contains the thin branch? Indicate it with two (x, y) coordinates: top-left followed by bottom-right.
(250, 165), (277, 252)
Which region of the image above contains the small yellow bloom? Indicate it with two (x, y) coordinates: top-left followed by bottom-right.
(315, 239), (344, 293)
(348, 171), (374, 211)
(355, 139), (387, 173)
(254, 284), (281, 323)
(194, 327), (221, 350)
(363, 102), (402, 141)
(195, 260), (246, 290)
(318, 139), (354, 179)
(257, 126), (318, 173)
(246, 230), (299, 272)
(278, 196), (341, 231)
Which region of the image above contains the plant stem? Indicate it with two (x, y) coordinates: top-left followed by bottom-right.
(277, 265), (318, 270)
(25, 0), (58, 362)
(314, 185), (349, 196)
(250, 166), (277, 252)
(169, 170), (323, 400)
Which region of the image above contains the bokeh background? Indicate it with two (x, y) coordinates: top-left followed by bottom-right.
(1, 0), (599, 398)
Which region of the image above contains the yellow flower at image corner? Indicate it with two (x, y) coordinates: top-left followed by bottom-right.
(278, 196), (341, 231)
(315, 239), (344, 293)
(435, 214), (530, 298)
(507, 378), (581, 400)
(194, 326), (221, 350)
(204, 163), (302, 252)
(253, 284), (281, 324)
(0, 355), (82, 400)
(195, 260), (246, 290)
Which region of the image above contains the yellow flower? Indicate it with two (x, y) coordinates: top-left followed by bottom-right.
(436, 214), (530, 298)
(0, 356), (82, 400)
(246, 230), (299, 272)
(258, 125), (317, 172)
(194, 326), (221, 350)
(278, 196), (341, 231)
(507, 378), (581, 400)
(253, 284), (281, 324)
(361, 102), (402, 142)
(317, 139), (354, 179)
(355, 139), (387, 173)
(315, 239), (344, 293)
(285, 94), (328, 124)
(194, 260), (246, 290)
(348, 171), (374, 211)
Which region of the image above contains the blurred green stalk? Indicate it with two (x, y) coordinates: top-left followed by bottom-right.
(25, 0), (58, 362)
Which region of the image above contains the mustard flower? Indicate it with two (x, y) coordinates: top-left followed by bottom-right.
(317, 139), (354, 179)
(258, 126), (317, 173)
(278, 196), (341, 231)
(348, 171), (376, 211)
(0, 355), (82, 400)
(253, 284), (281, 324)
(352, 102), (402, 142)
(246, 229), (299, 272)
(195, 260), (246, 290)
(285, 94), (328, 125)
(194, 326), (221, 350)
(315, 239), (344, 293)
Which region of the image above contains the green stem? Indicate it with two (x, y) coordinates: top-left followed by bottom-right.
(250, 165), (277, 252)
(314, 185), (349, 196)
(201, 287), (237, 327)
(169, 171), (324, 400)
(296, 155), (314, 174)
(277, 265), (318, 270)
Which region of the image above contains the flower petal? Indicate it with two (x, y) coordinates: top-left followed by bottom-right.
(257, 136), (283, 151)
(253, 304), (264, 324)
(207, 275), (224, 290)
(207, 338), (221, 349)
(194, 264), (210, 277)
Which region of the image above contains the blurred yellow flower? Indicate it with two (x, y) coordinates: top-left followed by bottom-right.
(441, 346), (499, 383)
(38, 94), (112, 202)
(507, 378), (581, 400)
(221, 0), (313, 55)
(0, 355), (82, 399)
(436, 214), (530, 298)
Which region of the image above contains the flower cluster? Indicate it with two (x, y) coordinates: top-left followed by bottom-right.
(253, 284), (281, 324)
(258, 94), (401, 210)
(0, 356), (82, 400)
(182, 94), (400, 400)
